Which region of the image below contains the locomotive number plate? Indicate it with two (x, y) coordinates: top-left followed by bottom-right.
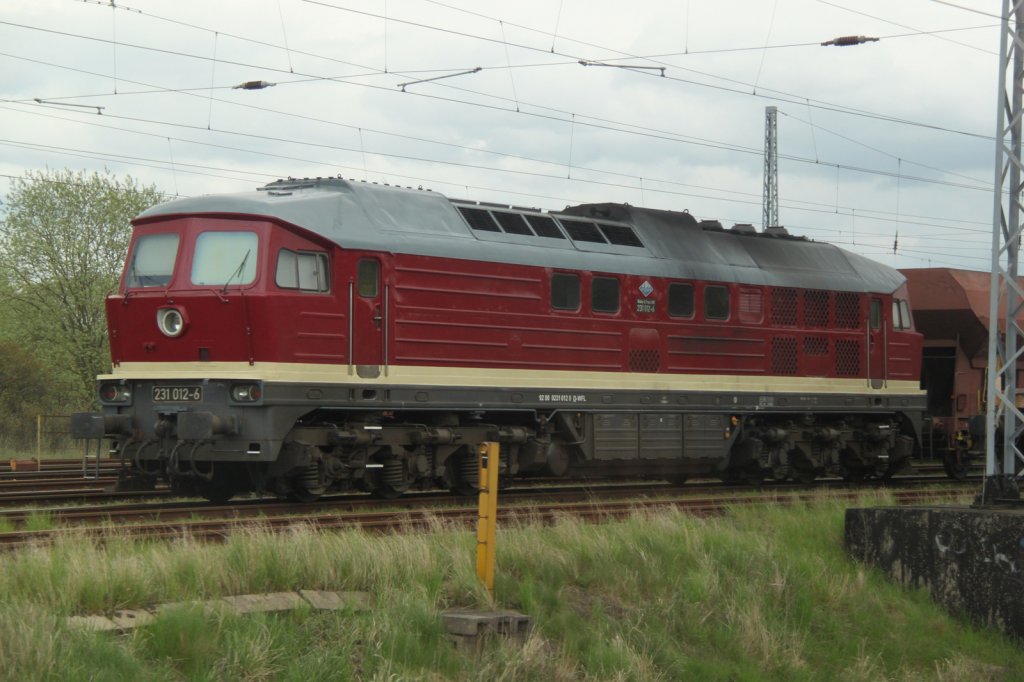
(152, 385), (203, 402)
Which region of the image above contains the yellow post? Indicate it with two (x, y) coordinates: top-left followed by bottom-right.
(36, 414), (42, 467)
(475, 441), (500, 601)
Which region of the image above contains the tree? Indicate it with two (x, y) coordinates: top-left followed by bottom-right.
(0, 168), (164, 408)
(0, 339), (56, 450)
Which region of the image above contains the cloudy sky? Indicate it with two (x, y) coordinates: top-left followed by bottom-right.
(0, 0), (1004, 271)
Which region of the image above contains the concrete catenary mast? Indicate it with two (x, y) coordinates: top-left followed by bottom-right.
(762, 105), (779, 231)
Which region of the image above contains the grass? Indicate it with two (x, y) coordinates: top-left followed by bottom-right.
(0, 491), (1019, 680)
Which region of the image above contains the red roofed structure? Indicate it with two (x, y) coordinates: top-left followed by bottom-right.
(901, 268), (1024, 466)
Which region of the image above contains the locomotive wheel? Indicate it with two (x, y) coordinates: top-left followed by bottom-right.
(792, 468), (817, 484)
(199, 479), (237, 504)
(943, 449), (970, 480)
(448, 451), (480, 496)
(727, 462), (763, 486)
(743, 469), (765, 486)
(287, 488), (323, 503)
(371, 485), (405, 500)
(840, 467), (866, 483)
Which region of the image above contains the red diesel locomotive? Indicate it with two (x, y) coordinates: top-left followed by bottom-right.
(72, 177), (926, 501)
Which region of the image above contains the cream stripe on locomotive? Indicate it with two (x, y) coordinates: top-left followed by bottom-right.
(105, 361), (924, 397)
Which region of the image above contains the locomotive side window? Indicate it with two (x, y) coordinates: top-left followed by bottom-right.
(668, 283), (694, 318)
(592, 277), (620, 313)
(457, 206), (501, 232)
(526, 215), (566, 239)
(705, 285), (730, 320)
(493, 212), (534, 235)
(126, 233), (179, 288)
(276, 250), (329, 292)
(892, 298), (913, 330)
(900, 299), (912, 329)
(191, 231), (258, 286)
(599, 224), (644, 247)
(551, 273), (581, 310)
(738, 288), (763, 324)
(357, 259), (379, 297)
(561, 220), (607, 243)
(870, 298), (882, 329)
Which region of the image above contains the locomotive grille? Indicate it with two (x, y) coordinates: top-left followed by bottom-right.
(771, 336), (798, 375)
(804, 336), (829, 356)
(835, 293), (862, 329)
(835, 339), (862, 376)
(804, 290), (830, 328)
(771, 288), (798, 326)
(629, 349), (661, 373)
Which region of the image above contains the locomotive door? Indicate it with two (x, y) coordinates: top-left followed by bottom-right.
(350, 256), (386, 378)
(867, 297), (885, 389)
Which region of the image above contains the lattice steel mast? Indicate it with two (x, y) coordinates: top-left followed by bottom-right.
(985, 0), (1024, 495)
(763, 106), (779, 230)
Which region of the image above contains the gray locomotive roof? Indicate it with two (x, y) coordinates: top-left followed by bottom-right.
(138, 177), (905, 294)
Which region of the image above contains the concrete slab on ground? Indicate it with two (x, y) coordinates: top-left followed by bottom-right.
(66, 615), (119, 632)
(111, 609), (155, 630)
(846, 504), (1024, 641)
(68, 590), (375, 633)
(299, 589), (371, 612)
(441, 608), (533, 637)
(219, 592), (306, 614)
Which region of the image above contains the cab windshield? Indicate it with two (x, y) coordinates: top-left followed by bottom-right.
(191, 231), (258, 287)
(125, 233), (179, 288)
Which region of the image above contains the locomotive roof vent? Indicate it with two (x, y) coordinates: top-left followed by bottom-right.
(731, 223), (757, 235)
(699, 219), (724, 231)
(764, 225), (790, 237)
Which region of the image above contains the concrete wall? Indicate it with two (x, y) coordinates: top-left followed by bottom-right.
(845, 505), (1024, 641)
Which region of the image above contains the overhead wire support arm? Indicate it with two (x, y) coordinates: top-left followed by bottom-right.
(578, 60), (665, 76)
(233, 80), (276, 90)
(820, 35), (880, 47)
(397, 67), (482, 92)
(33, 99), (104, 115)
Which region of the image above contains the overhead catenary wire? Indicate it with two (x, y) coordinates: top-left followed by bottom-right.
(293, 1), (996, 141)
(2, 9), (998, 150)
(48, 2), (1000, 140)
(0, 3), (999, 260)
(0, 40), (991, 196)
(0, 72), (996, 241)
(1, 129), (992, 261)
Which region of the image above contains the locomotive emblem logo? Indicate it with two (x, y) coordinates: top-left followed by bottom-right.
(636, 280), (656, 313)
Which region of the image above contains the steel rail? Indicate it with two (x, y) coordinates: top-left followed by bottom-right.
(0, 485), (974, 550)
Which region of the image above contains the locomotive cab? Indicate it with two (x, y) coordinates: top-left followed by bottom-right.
(82, 215), (355, 499)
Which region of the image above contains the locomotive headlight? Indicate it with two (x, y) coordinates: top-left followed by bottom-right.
(156, 307), (187, 337)
(99, 382), (131, 403)
(230, 383), (262, 402)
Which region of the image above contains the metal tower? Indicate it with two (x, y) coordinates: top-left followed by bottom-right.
(985, 0), (1024, 497)
(763, 106), (779, 230)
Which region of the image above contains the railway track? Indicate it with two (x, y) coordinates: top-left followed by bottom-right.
(0, 456), (982, 507)
(0, 479), (977, 551)
(0, 458), (120, 475)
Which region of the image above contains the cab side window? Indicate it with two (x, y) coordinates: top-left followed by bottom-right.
(276, 250), (329, 292)
(892, 298), (913, 330)
(551, 273), (581, 311)
(357, 259), (379, 297)
(668, 283), (694, 318)
(592, 277), (619, 313)
(704, 285), (730, 321)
